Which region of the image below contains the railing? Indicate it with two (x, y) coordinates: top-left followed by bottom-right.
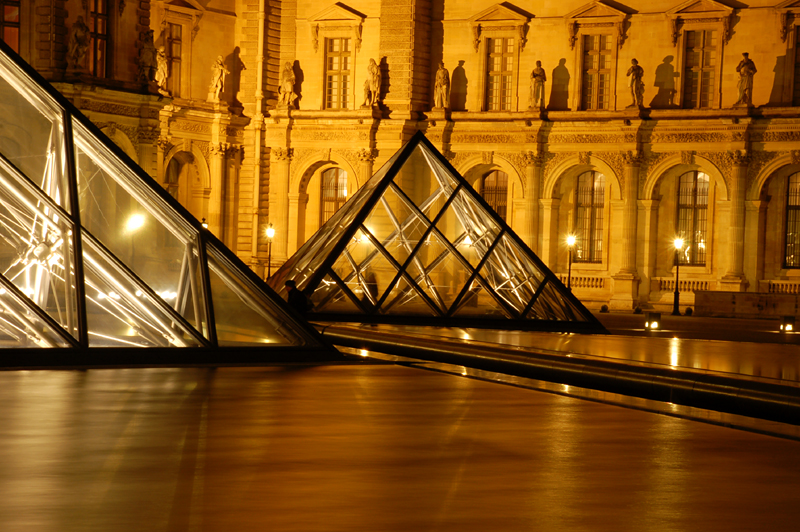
(653, 278), (712, 293)
(764, 280), (800, 295)
(556, 274), (606, 289)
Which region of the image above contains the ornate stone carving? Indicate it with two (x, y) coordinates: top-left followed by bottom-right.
(650, 132), (729, 144)
(136, 126), (159, 145)
(746, 151), (779, 189)
(311, 24), (319, 52)
(209, 143), (226, 157)
(450, 151), (481, 171)
(451, 133), (526, 144)
(642, 151), (673, 185)
(594, 152), (625, 186)
(544, 152), (572, 182)
(621, 151), (642, 166)
(498, 152), (528, 183)
(156, 137), (172, 152)
(549, 133), (625, 144)
(293, 129), (370, 142)
(568, 21), (578, 49)
(792, 150), (800, 166)
(472, 25), (481, 52)
(578, 152), (591, 165)
(336, 149), (363, 171)
(357, 148), (377, 163)
(171, 121), (213, 134)
(524, 151), (545, 167)
(482, 151), (494, 165)
(195, 141), (210, 161)
(681, 151), (694, 165)
(697, 151), (732, 184)
(731, 149), (751, 166)
(758, 130), (800, 143)
(272, 147), (294, 161)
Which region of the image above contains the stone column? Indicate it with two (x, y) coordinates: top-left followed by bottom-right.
(610, 151), (642, 310)
(207, 143), (226, 236)
(287, 192), (308, 257)
(358, 148), (376, 184)
(720, 150), (749, 291)
(524, 151), (543, 253)
(639, 199), (660, 306)
(538, 198), (560, 269)
(270, 147), (293, 266)
(744, 199), (767, 293)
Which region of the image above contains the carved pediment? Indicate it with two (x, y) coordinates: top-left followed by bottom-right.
(667, 0), (734, 46)
(468, 3), (532, 53)
(776, 0), (800, 8)
(309, 3), (366, 23)
(308, 3), (366, 53)
(165, 0), (204, 11)
(776, 0), (800, 41)
(565, 1), (626, 20)
(666, 0), (733, 17)
(564, 1), (628, 50)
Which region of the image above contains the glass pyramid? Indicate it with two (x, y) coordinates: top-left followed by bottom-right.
(0, 41), (328, 350)
(269, 132), (606, 333)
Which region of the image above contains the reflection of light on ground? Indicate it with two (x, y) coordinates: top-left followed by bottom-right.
(670, 337), (679, 366)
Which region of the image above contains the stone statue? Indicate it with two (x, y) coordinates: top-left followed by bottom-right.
(155, 46), (169, 95)
(208, 55), (230, 102)
(137, 30), (157, 83)
(362, 58), (381, 107)
(67, 16), (90, 70)
(734, 52), (757, 107)
(434, 61), (450, 109)
(278, 62), (297, 108)
(529, 60), (546, 109)
(626, 58), (644, 108)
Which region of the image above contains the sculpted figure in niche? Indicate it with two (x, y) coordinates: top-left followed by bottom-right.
(155, 46), (169, 95)
(278, 62), (297, 108)
(626, 58), (644, 108)
(67, 16), (90, 70)
(362, 58), (381, 107)
(529, 60), (546, 109)
(138, 30), (157, 83)
(734, 52), (757, 107)
(434, 61), (450, 109)
(208, 56), (230, 102)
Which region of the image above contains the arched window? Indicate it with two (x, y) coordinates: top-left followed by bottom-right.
(165, 158), (180, 199)
(574, 171), (605, 263)
(0, 0), (20, 53)
(480, 170), (508, 221)
(321, 167), (347, 223)
(676, 171), (709, 265)
(785, 172), (800, 268)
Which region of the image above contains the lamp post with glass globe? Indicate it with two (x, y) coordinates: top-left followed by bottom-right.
(672, 237), (684, 316)
(266, 223), (275, 279)
(566, 234), (576, 290)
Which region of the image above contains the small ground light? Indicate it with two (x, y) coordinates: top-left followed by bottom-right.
(645, 311), (661, 331)
(780, 316), (795, 332)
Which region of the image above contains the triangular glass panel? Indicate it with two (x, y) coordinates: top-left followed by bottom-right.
(206, 245), (318, 346)
(380, 275), (437, 317)
(0, 42), (333, 351)
(527, 281), (588, 322)
(451, 281), (511, 319)
(274, 131), (604, 333)
(0, 276), (76, 347)
(81, 233), (206, 347)
(309, 274), (363, 313)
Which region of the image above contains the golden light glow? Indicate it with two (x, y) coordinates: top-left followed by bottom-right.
(566, 234), (576, 247)
(673, 237), (684, 251)
(126, 214), (145, 232)
(463, 235), (473, 246)
(266, 223), (275, 239)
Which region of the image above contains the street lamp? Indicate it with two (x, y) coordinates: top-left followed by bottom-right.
(672, 237), (684, 316)
(566, 234), (576, 290)
(265, 223), (275, 279)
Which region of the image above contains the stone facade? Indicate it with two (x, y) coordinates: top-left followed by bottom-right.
(8, 0), (800, 312)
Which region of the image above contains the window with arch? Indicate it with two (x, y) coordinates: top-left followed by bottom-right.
(676, 171), (709, 265)
(89, 0), (109, 78)
(321, 167), (348, 223)
(0, 0), (20, 53)
(574, 171), (605, 263)
(480, 170), (508, 221)
(785, 172), (800, 268)
(164, 158), (180, 199)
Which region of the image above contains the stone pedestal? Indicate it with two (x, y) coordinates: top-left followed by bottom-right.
(718, 275), (748, 293)
(610, 273), (640, 310)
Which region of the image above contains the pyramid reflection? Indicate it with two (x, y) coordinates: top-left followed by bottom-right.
(0, 41), (328, 350)
(270, 132), (605, 333)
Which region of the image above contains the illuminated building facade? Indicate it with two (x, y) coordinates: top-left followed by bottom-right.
(6, 0), (800, 312)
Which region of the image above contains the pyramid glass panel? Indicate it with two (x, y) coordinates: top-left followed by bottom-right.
(0, 276), (76, 347)
(206, 245), (316, 346)
(0, 42), (332, 351)
(272, 131), (604, 333)
(309, 274), (363, 313)
(81, 234), (206, 347)
(0, 53), (71, 212)
(0, 157), (80, 338)
(527, 281), (588, 322)
(379, 275), (437, 316)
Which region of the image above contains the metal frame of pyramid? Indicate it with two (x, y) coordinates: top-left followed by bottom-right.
(269, 132), (606, 333)
(0, 40), (334, 355)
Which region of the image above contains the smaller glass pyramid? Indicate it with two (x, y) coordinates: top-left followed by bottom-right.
(0, 40), (330, 351)
(269, 132), (605, 333)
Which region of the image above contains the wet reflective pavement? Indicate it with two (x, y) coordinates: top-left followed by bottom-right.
(1, 365), (799, 531)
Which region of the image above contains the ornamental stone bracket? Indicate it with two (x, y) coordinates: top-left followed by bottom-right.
(775, 0), (800, 42)
(307, 3), (367, 53)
